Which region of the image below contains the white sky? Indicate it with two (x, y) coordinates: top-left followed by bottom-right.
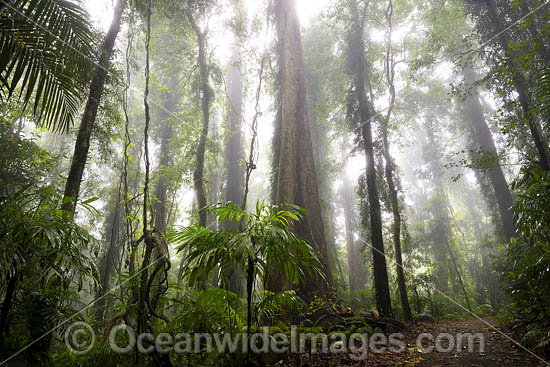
(85, 0), (332, 31)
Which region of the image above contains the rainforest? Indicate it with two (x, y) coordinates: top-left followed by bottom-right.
(1, 0), (550, 366)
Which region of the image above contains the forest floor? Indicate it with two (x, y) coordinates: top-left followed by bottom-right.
(409, 318), (545, 367)
(284, 318), (548, 366)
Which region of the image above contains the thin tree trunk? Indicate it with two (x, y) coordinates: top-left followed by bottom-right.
(462, 66), (517, 242)
(62, 0), (124, 214)
(485, 0), (550, 170)
(381, 0), (412, 321)
(444, 238), (473, 313)
(383, 142), (412, 321)
(207, 116), (220, 228)
(271, 0), (332, 301)
(187, 12), (210, 228)
(342, 163), (358, 294)
(348, 1), (392, 317)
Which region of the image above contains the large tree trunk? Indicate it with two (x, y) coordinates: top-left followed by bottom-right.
(348, 2), (392, 317)
(485, 0), (550, 171)
(95, 186), (123, 322)
(310, 93), (345, 284)
(462, 66), (517, 242)
(153, 84), (176, 234)
(225, 45), (245, 207)
(188, 13), (210, 228)
(223, 43), (245, 293)
(62, 0), (124, 214)
(271, 0), (332, 301)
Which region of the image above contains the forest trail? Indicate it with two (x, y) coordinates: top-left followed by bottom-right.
(287, 318), (547, 366)
(407, 318), (546, 367)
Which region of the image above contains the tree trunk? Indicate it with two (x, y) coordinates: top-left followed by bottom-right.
(207, 116), (220, 229)
(62, 0), (124, 214)
(153, 84), (176, 234)
(95, 187), (123, 321)
(423, 126), (450, 293)
(380, 0), (411, 320)
(382, 137), (413, 322)
(342, 165), (358, 294)
(187, 13), (210, 228)
(223, 43), (245, 293)
(341, 155), (367, 296)
(271, 0), (332, 301)
(310, 91), (344, 283)
(444, 238), (473, 313)
(348, 2), (392, 317)
(0, 271), (16, 343)
(485, 0), (550, 171)
(462, 66), (517, 242)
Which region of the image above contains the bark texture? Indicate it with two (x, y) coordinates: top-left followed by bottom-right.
(62, 0), (124, 213)
(485, 0), (550, 171)
(348, 3), (392, 317)
(342, 163), (366, 294)
(271, 0), (332, 300)
(462, 66), (517, 242)
(153, 83), (176, 234)
(223, 44), (245, 293)
(188, 12), (211, 227)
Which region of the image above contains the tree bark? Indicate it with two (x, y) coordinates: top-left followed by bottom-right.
(0, 271), (16, 343)
(62, 0), (124, 214)
(223, 43), (245, 293)
(382, 140), (412, 321)
(462, 66), (517, 242)
(348, 2), (392, 317)
(381, 0), (412, 321)
(187, 12), (210, 228)
(153, 84), (176, 234)
(95, 187), (123, 321)
(271, 0), (332, 301)
(444, 237), (473, 313)
(485, 0), (550, 171)
(341, 162), (366, 295)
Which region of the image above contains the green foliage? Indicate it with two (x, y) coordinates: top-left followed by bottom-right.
(0, 0), (97, 132)
(0, 186), (99, 360)
(169, 200), (325, 289)
(0, 112), (57, 192)
(498, 167), (550, 319)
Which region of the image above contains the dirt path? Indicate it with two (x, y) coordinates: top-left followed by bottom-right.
(408, 318), (547, 367)
(283, 318), (548, 366)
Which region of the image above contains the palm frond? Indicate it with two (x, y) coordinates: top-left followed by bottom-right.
(0, 0), (97, 132)
(536, 69), (550, 125)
